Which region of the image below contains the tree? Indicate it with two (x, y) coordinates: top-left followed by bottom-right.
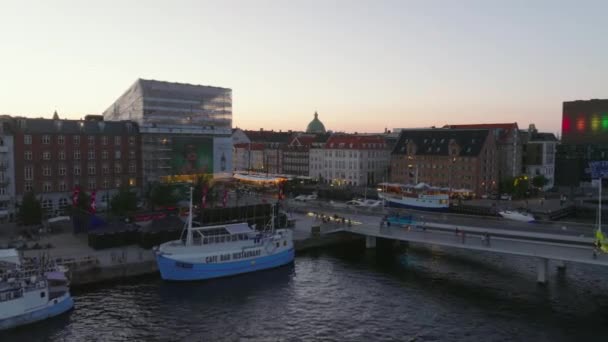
(18, 191), (42, 225)
(110, 187), (138, 216)
(532, 175), (549, 189)
(513, 175), (530, 198)
(149, 183), (177, 207)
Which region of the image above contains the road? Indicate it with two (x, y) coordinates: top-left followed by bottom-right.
(284, 199), (596, 238)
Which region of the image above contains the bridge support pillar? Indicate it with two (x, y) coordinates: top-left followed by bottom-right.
(536, 258), (548, 284)
(365, 236), (376, 249)
(556, 260), (566, 271)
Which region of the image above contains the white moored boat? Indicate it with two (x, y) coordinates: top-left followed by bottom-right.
(498, 210), (536, 223)
(378, 182), (450, 212)
(0, 249), (73, 330)
(155, 188), (294, 281)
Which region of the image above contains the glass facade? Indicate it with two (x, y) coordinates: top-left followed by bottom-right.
(103, 79), (232, 129)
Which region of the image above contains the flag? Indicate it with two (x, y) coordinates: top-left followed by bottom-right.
(222, 189), (228, 208)
(202, 184), (208, 209)
(72, 186), (80, 207)
(90, 191), (96, 214)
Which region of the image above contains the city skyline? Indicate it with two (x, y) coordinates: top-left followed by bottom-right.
(2, 1), (608, 134)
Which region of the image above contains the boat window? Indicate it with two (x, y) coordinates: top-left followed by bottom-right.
(283, 241), (287, 246)
(232, 235), (237, 241)
(276, 242), (280, 248)
(40, 291), (45, 298)
(203, 238), (208, 244)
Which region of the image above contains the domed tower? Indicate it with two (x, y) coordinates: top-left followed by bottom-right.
(306, 111), (326, 134)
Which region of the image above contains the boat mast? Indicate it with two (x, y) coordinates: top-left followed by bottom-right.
(186, 187), (194, 246)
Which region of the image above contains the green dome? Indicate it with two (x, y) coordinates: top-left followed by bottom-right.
(306, 111), (326, 133)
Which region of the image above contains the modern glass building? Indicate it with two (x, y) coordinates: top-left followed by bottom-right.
(103, 79), (233, 185)
(103, 79), (232, 129)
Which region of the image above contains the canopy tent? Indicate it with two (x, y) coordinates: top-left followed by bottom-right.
(234, 173), (287, 183)
(225, 223), (254, 235)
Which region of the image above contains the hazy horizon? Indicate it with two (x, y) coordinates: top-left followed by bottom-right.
(2, 0), (607, 135)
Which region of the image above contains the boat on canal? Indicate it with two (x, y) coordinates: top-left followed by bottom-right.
(498, 210), (536, 223)
(378, 182), (450, 212)
(0, 249), (73, 330)
(154, 188), (294, 281)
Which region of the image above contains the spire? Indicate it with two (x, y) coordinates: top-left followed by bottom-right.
(314, 111), (318, 119)
(52, 110), (59, 120)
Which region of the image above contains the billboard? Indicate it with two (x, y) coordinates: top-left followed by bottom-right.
(171, 137), (213, 175)
(562, 99), (608, 144)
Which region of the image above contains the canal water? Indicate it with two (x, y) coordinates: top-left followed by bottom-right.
(2, 243), (608, 342)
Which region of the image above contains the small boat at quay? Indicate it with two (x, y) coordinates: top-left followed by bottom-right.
(155, 188), (294, 281)
(0, 249), (73, 330)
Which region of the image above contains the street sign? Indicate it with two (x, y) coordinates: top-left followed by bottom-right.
(589, 161), (608, 179)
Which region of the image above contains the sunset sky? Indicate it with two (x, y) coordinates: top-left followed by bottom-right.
(1, 0), (607, 135)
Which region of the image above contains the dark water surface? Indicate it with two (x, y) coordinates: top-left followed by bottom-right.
(2, 243), (608, 341)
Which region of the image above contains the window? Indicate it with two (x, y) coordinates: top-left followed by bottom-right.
(24, 151), (32, 160)
(24, 135), (32, 145)
(88, 150), (95, 160)
(128, 136), (135, 145)
(102, 136), (108, 145)
(24, 181), (33, 192)
(115, 150), (121, 159)
(59, 150), (66, 160)
(102, 150), (108, 160)
(24, 166), (33, 180)
(115, 178), (122, 188)
(103, 179), (110, 189)
(128, 178), (136, 186)
(129, 161), (136, 173)
(114, 136), (121, 145)
(58, 197), (68, 207)
(129, 151), (135, 159)
(74, 150), (81, 160)
(88, 164), (96, 175)
(42, 135), (51, 144)
(102, 164), (110, 174)
(43, 166), (51, 176)
(114, 163), (122, 173)
(43, 151), (51, 160)
(58, 135), (65, 145)
(43, 182), (52, 193)
(88, 136), (95, 145)
(58, 181), (67, 192)
(73, 135), (80, 145)
(73, 165), (81, 176)
(88, 179), (96, 190)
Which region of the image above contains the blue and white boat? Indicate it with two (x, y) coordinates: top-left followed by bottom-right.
(378, 182), (449, 212)
(0, 249), (73, 330)
(155, 188), (294, 281)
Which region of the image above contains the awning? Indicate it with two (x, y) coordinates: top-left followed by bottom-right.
(225, 223), (254, 235)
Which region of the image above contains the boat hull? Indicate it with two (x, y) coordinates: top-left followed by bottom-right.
(0, 293), (73, 331)
(156, 248), (295, 281)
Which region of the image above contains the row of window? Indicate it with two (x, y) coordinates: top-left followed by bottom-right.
(323, 150), (387, 158)
(24, 178), (136, 193)
(24, 163), (137, 179)
(23, 150), (136, 161)
(24, 135), (135, 146)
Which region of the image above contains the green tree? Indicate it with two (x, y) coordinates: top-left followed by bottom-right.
(532, 175), (549, 189)
(149, 183), (177, 207)
(18, 192), (42, 225)
(110, 187), (138, 216)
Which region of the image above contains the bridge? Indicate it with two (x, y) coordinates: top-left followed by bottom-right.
(287, 206), (605, 284)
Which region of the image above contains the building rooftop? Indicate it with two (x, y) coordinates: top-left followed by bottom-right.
(392, 129), (490, 156)
(9, 117), (138, 135)
(325, 134), (387, 149)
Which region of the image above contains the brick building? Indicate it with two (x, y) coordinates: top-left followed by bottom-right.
(12, 116), (142, 216)
(390, 129), (497, 197)
(448, 123), (521, 181)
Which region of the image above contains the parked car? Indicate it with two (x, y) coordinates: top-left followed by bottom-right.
(500, 194), (512, 201)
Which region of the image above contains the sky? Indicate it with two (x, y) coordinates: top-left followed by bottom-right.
(1, 0), (607, 135)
